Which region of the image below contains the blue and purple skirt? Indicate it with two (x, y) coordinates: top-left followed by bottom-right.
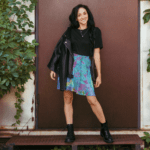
(57, 53), (96, 96)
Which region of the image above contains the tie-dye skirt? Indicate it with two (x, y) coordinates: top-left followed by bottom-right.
(57, 53), (96, 96)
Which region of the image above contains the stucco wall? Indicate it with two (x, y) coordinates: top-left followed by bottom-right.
(140, 1), (150, 129)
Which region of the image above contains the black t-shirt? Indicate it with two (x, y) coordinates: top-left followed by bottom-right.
(71, 27), (103, 56)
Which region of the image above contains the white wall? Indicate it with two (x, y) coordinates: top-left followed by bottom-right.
(140, 1), (150, 129)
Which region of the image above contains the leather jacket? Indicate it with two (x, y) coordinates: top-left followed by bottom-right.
(47, 26), (97, 91)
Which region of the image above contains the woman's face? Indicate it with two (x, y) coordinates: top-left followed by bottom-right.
(76, 7), (88, 26)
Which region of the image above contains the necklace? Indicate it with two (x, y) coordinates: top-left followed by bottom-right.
(79, 28), (89, 37)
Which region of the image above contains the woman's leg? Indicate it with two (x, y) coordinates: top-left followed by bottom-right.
(86, 95), (106, 123)
(86, 95), (114, 143)
(63, 90), (75, 143)
(63, 90), (74, 124)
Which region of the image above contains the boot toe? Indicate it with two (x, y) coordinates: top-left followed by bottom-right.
(105, 136), (114, 143)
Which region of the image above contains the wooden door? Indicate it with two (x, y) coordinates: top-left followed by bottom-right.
(37, 0), (139, 129)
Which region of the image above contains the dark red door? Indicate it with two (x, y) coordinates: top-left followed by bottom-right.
(37, 0), (139, 129)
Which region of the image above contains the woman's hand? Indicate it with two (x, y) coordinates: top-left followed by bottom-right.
(50, 71), (56, 80)
(94, 76), (101, 88)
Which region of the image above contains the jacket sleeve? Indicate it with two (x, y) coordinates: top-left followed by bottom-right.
(47, 36), (63, 73)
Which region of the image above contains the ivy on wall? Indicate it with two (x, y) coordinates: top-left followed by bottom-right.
(0, 0), (39, 130)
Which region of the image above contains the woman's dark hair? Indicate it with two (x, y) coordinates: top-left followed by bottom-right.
(69, 4), (95, 29)
(69, 4), (96, 56)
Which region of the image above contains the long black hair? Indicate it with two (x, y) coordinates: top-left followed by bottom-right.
(69, 4), (96, 55)
(69, 4), (95, 29)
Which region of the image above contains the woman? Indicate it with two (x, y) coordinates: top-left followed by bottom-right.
(48, 4), (114, 143)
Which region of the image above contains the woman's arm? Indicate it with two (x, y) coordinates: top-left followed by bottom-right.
(93, 47), (101, 77)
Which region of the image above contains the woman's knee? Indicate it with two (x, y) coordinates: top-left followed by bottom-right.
(86, 96), (97, 105)
(63, 90), (73, 104)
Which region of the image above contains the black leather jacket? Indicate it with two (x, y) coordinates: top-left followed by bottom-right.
(47, 26), (97, 91)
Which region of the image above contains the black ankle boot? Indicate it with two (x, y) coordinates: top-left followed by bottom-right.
(100, 120), (114, 143)
(65, 124), (75, 143)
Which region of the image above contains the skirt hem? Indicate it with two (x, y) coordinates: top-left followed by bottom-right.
(57, 88), (96, 96)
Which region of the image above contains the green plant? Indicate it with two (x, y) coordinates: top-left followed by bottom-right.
(0, 0), (39, 130)
(147, 49), (150, 72)
(142, 1), (150, 24)
(141, 132), (150, 150)
(51, 145), (72, 150)
(78, 145), (116, 150)
(52, 146), (62, 150)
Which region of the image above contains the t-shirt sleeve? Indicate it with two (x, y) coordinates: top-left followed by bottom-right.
(94, 27), (103, 50)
